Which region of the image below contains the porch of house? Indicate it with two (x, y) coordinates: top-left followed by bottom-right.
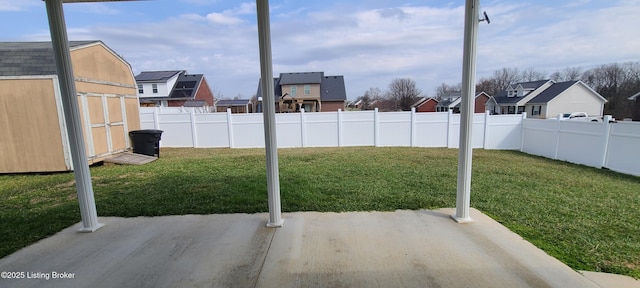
(2, 208), (635, 288)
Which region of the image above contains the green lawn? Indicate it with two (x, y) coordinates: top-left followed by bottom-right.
(1, 147), (639, 278)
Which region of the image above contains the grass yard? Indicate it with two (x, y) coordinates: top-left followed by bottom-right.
(1, 147), (639, 278)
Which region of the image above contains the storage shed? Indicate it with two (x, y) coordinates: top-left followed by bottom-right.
(0, 40), (141, 173)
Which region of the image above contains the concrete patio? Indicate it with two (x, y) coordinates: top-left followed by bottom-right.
(0, 208), (637, 288)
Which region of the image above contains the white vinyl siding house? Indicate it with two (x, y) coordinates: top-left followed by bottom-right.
(527, 82), (606, 119)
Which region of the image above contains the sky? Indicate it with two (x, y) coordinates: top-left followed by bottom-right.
(1, 0), (639, 101)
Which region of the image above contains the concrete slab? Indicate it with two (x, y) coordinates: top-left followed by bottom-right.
(0, 208), (614, 288)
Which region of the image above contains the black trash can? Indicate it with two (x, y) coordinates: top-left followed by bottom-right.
(129, 129), (163, 157)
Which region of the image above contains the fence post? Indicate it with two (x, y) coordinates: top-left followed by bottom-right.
(410, 107), (416, 147)
(483, 110), (490, 149)
(374, 108), (380, 147)
(153, 107), (160, 130)
(190, 110), (197, 148)
(601, 115), (613, 168)
(226, 108), (234, 148)
(300, 108), (307, 147)
(519, 112), (527, 151)
(447, 110), (454, 148)
(554, 114), (562, 159)
(337, 109), (343, 147)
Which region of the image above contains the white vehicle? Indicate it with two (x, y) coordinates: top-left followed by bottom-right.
(560, 112), (615, 122)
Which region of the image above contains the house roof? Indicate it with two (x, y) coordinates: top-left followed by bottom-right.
(320, 75), (347, 101)
(216, 99), (251, 106)
(493, 80), (552, 104)
(135, 70), (183, 82)
(169, 73), (203, 99)
(279, 72), (323, 85)
(527, 81), (578, 104)
(0, 40), (101, 76)
(183, 100), (207, 107)
(257, 73), (346, 102)
(516, 80), (550, 90)
(411, 97), (437, 108)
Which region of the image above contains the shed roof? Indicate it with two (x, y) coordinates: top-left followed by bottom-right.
(0, 40), (100, 76)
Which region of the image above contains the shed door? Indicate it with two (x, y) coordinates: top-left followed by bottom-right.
(80, 94), (128, 161)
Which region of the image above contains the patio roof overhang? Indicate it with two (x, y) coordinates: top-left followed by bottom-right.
(42, 0), (481, 232)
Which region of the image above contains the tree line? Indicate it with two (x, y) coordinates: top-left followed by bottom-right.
(354, 61), (640, 119)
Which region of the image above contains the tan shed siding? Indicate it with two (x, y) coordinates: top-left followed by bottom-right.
(71, 44), (136, 87)
(125, 98), (141, 131)
(75, 81), (136, 95)
(0, 79), (67, 173)
(107, 97), (123, 122)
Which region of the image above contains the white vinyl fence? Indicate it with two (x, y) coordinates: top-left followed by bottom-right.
(139, 108), (525, 150)
(522, 117), (640, 177)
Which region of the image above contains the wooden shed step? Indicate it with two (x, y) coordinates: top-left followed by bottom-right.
(104, 152), (157, 165)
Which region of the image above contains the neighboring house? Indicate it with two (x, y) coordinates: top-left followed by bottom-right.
(216, 99), (253, 113)
(435, 92), (490, 113)
(256, 72), (347, 112)
(488, 80), (607, 118)
(630, 92), (640, 121)
(135, 70), (214, 109)
(0, 40), (140, 173)
(412, 97), (439, 112)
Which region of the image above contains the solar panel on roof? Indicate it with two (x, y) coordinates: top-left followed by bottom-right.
(176, 81), (197, 89)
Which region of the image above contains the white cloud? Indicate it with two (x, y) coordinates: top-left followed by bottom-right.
(0, 0), (39, 12)
(206, 12), (243, 25)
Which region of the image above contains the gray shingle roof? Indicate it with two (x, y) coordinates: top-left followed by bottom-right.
(517, 80), (550, 90)
(135, 70), (183, 82)
(279, 72), (323, 85)
(256, 78), (282, 98)
(169, 73), (203, 99)
(0, 41), (99, 76)
(183, 100), (207, 107)
(320, 75), (347, 101)
(528, 81), (578, 104)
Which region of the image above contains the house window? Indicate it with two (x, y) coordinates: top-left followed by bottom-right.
(507, 106), (516, 114)
(138, 84), (144, 94)
(291, 86), (297, 96)
(304, 85), (310, 95)
(152, 84), (158, 94)
(517, 106), (525, 114)
(532, 105), (541, 116)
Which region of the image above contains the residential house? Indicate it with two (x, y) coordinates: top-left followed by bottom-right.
(0, 40), (140, 173)
(488, 80), (607, 118)
(256, 72), (347, 112)
(135, 70), (214, 109)
(412, 97), (439, 112)
(486, 80), (553, 115)
(630, 92), (640, 121)
(216, 99), (253, 113)
(435, 92), (490, 113)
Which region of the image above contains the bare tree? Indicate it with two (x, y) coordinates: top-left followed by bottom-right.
(581, 62), (640, 119)
(434, 82), (461, 100)
(550, 67), (583, 82)
(388, 78), (421, 111)
(520, 67), (547, 82)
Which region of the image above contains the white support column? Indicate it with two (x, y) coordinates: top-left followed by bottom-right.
(452, 0), (480, 223)
(45, 0), (103, 232)
(257, 0), (283, 228)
